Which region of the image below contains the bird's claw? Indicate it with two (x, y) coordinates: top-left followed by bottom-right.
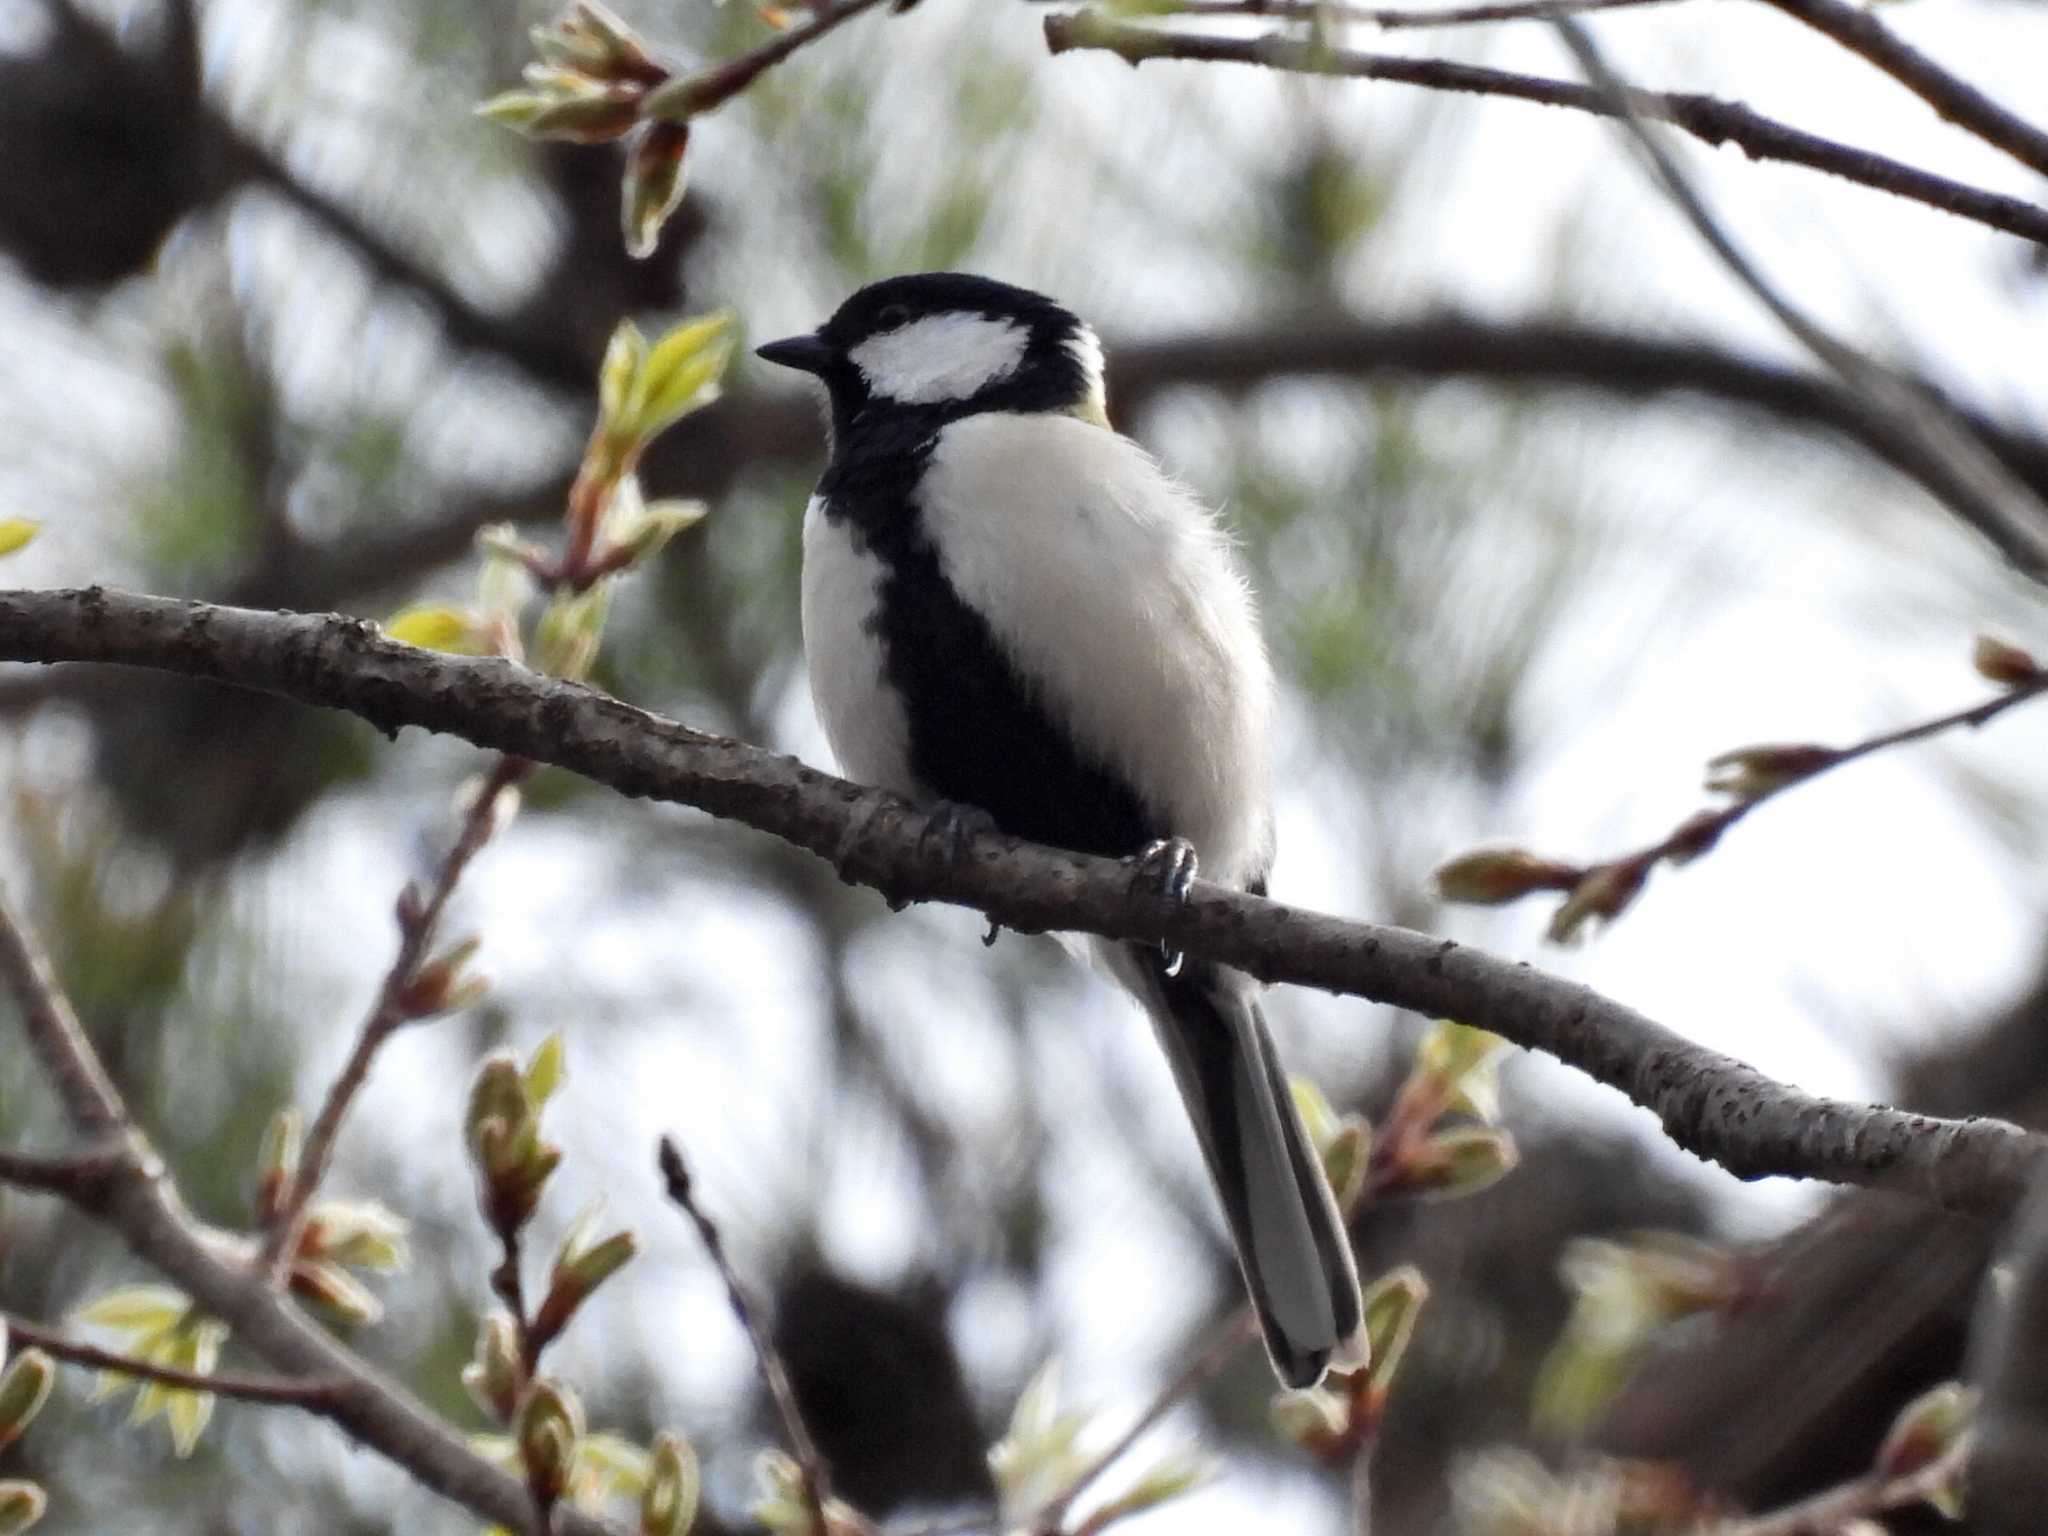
(922, 799), (1000, 866)
(1130, 836), (1198, 974)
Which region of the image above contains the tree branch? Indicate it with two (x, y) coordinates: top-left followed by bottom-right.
(1549, 15), (2048, 583)
(1077, 0), (1681, 29)
(1040, 9), (2048, 250)
(1759, 0), (2048, 183)
(0, 1142), (128, 1202)
(1438, 662), (2048, 941)
(657, 1137), (839, 1531)
(3, 587), (2041, 1218)
(259, 754), (526, 1276)
(1967, 1169), (2048, 1533)
(141, 315), (2048, 619)
(0, 869), (626, 1536)
(0, 1312), (344, 1408)
(0, 884), (129, 1137)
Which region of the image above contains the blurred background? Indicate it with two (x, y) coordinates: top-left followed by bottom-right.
(2, 0), (2047, 1530)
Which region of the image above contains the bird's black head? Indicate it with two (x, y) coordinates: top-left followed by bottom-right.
(756, 273), (1108, 447)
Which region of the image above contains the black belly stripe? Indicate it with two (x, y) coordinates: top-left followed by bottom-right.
(819, 429), (1164, 862)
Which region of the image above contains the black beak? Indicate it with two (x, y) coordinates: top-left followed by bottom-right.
(755, 332), (834, 375)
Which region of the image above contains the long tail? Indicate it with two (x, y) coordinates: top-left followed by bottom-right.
(1130, 948), (1364, 1387)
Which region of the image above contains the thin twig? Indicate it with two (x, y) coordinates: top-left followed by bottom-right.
(1550, 15), (2048, 582)
(1759, 0), (2048, 183)
(1040, 11), (2048, 255)
(259, 755), (525, 1278)
(644, 0), (892, 119)
(0, 884), (129, 1136)
(656, 1136), (834, 1529)
(1032, 1314), (1256, 1534)
(1703, 1433), (1971, 1535)
(1147, 0), (1678, 27)
(2, 1311), (346, 1407)
(1449, 666), (2048, 941)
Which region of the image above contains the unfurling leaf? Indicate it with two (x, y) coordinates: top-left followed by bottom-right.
(0, 1481), (46, 1535)
(1876, 1381), (1976, 1480)
(1394, 1126), (1518, 1200)
(72, 1285), (191, 1333)
(1703, 742), (1839, 801)
(463, 1312), (526, 1424)
(1547, 862), (1647, 945)
(301, 1199), (411, 1273)
(0, 1352), (54, 1451)
(1358, 1265), (1429, 1395)
(622, 121), (691, 259)
(1431, 845), (1580, 906)
(517, 1379), (586, 1504)
(0, 520), (39, 558)
(525, 1032), (568, 1106)
(642, 1430), (702, 1536)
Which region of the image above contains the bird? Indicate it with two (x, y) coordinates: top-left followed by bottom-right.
(757, 273), (1364, 1388)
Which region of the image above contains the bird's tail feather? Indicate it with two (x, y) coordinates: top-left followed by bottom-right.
(1132, 949), (1364, 1387)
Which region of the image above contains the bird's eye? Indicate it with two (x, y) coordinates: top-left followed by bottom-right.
(876, 303), (912, 332)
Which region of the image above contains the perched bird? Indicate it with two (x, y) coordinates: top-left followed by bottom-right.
(758, 273), (1363, 1387)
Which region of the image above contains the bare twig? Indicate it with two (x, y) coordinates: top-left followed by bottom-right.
(656, 1137), (835, 1528)
(645, 0), (892, 120)
(4, 588), (2045, 1216)
(1143, 0), (1677, 28)
(1549, 15), (2048, 582)
(0, 884), (129, 1136)
(1759, 0), (2048, 183)
(259, 755), (526, 1278)
(1039, 10), (2048, 253)
(1443, 663), (2048, 942)
(1705, 1433), (1971, 1534)
(1, 1311), (345, 1408)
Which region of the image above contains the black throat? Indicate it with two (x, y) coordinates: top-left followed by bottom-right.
(817, 419), (1163, 863)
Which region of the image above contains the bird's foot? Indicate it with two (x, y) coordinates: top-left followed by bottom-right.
(1129, 836), (1198, 975)
(832, 795), (911, 910)
(921, 799), (1000, 866)
(921, 800), (1004, 934)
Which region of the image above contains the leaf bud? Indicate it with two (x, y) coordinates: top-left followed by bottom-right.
(0, 1482), (46, 1535)
(1973, 632), (2042, 688)
(0, 1352), (54, 1451)
(642, 1430), (702, 1536)
(517, 1379), (586, 1506)
(1431, 845), (1581, 906)
(462, 1311), (526, 1424)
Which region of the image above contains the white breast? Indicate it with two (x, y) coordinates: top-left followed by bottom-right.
(916, 413), (1275, 889)
(800, 495), (920, 799)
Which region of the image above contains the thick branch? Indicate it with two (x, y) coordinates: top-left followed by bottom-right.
(170, 316), (2048, 616)
(3, 587), (2041, 1216)
(1041, 9), (2048, 249)
(1967, 1170), (2048, 1532)
(0, 1142), (128, 1201)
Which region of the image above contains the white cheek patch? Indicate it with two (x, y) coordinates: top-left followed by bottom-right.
(1065, 324), (1109, 424)
(849, 313), (1029, 404)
